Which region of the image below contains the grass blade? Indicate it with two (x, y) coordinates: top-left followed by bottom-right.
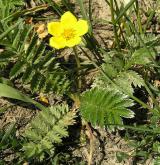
(0, 83), (46, 111)
(114, 0), (136, 24)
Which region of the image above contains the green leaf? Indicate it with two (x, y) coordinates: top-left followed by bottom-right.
(116, 152), (129, 163)
(114, 0), (136, 24)
(154, 157), (160, 165)
(80, 88), (134, 129)
(129, 47), (155, 65)
(31, 72), (42, 92)
(115, 70), (144, 95)
(10, 0), (24, 6)
(21, 65), (33, 83)
(0, 50), (14, 59)
(23, 143), (37, 158)
(94, 53), (144, 95)
(23, 104), (76, 159)
(1, 22), (70, 95)
(1, 122), (15, 143)
(9, 60), (25, 79)
(0, 83), (46, 110)
(0, 20), (21, 40)
(25, 33), (38, 59)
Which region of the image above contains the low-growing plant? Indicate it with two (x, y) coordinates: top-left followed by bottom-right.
(23, 104), (76, 161)
(0, 0), (160, 164)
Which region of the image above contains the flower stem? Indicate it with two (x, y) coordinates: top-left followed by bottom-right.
(73, 46), (81, 90)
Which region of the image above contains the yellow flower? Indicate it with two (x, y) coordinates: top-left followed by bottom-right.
(47, 11), (88, 49)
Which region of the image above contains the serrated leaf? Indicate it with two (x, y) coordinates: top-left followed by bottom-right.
(1, 21), (70, 95)
(115, 70), (144, 95)
(0, 50), (14, 59)
(130, 47), (155, 65)
(23, 143), (37, 158)
(1, 122), (15, 143)
(9, 60), (25, 79)
(32, 42), (46, 64)
(80, 88), (134, 129)
(0, 20), (21, 40)
(26, 33), (38, 60)
(94, 53), (144, 95)
(22, 65), (33, 83)
(31, 72), (42, 92)
(23, 104), (76, 159)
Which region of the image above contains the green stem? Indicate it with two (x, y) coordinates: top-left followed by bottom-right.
(73, 47), (81, 90)
(109, 0), (120, 49)
(125, 17), (160, 110)
(98, 64), (151, 110)
(144, 10), (155, 33)
(144, 84), (160, 111)
(135, 1), (143, 34)
(31, 100), (47, 111)
(80, 47), (152, 111)
(107, 124), (160, 134)
(126, 16), (156, 63)
(89, 0), (92, 23)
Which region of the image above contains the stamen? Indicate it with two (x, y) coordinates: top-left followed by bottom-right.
(63, 29), (75, 40)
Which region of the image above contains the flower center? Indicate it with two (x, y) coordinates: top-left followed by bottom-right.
(62, 29), (75, 40)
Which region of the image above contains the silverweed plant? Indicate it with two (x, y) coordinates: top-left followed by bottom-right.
(48, 11), (88, 49)
(0, 0), (160, 164)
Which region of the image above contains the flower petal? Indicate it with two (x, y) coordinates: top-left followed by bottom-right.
(66, 36), (81, 47)
(49, 37), (66, 49)
(75, 20), (88, 36)
(61, 11), (77, 27)
(47, 22), (63, 36)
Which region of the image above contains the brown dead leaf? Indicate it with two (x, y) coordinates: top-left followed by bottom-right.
(154, 80), (160, 87)
(23, 162), (29, 165)
(25, 17), (33, 24)
(35, 23), (48, 39)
